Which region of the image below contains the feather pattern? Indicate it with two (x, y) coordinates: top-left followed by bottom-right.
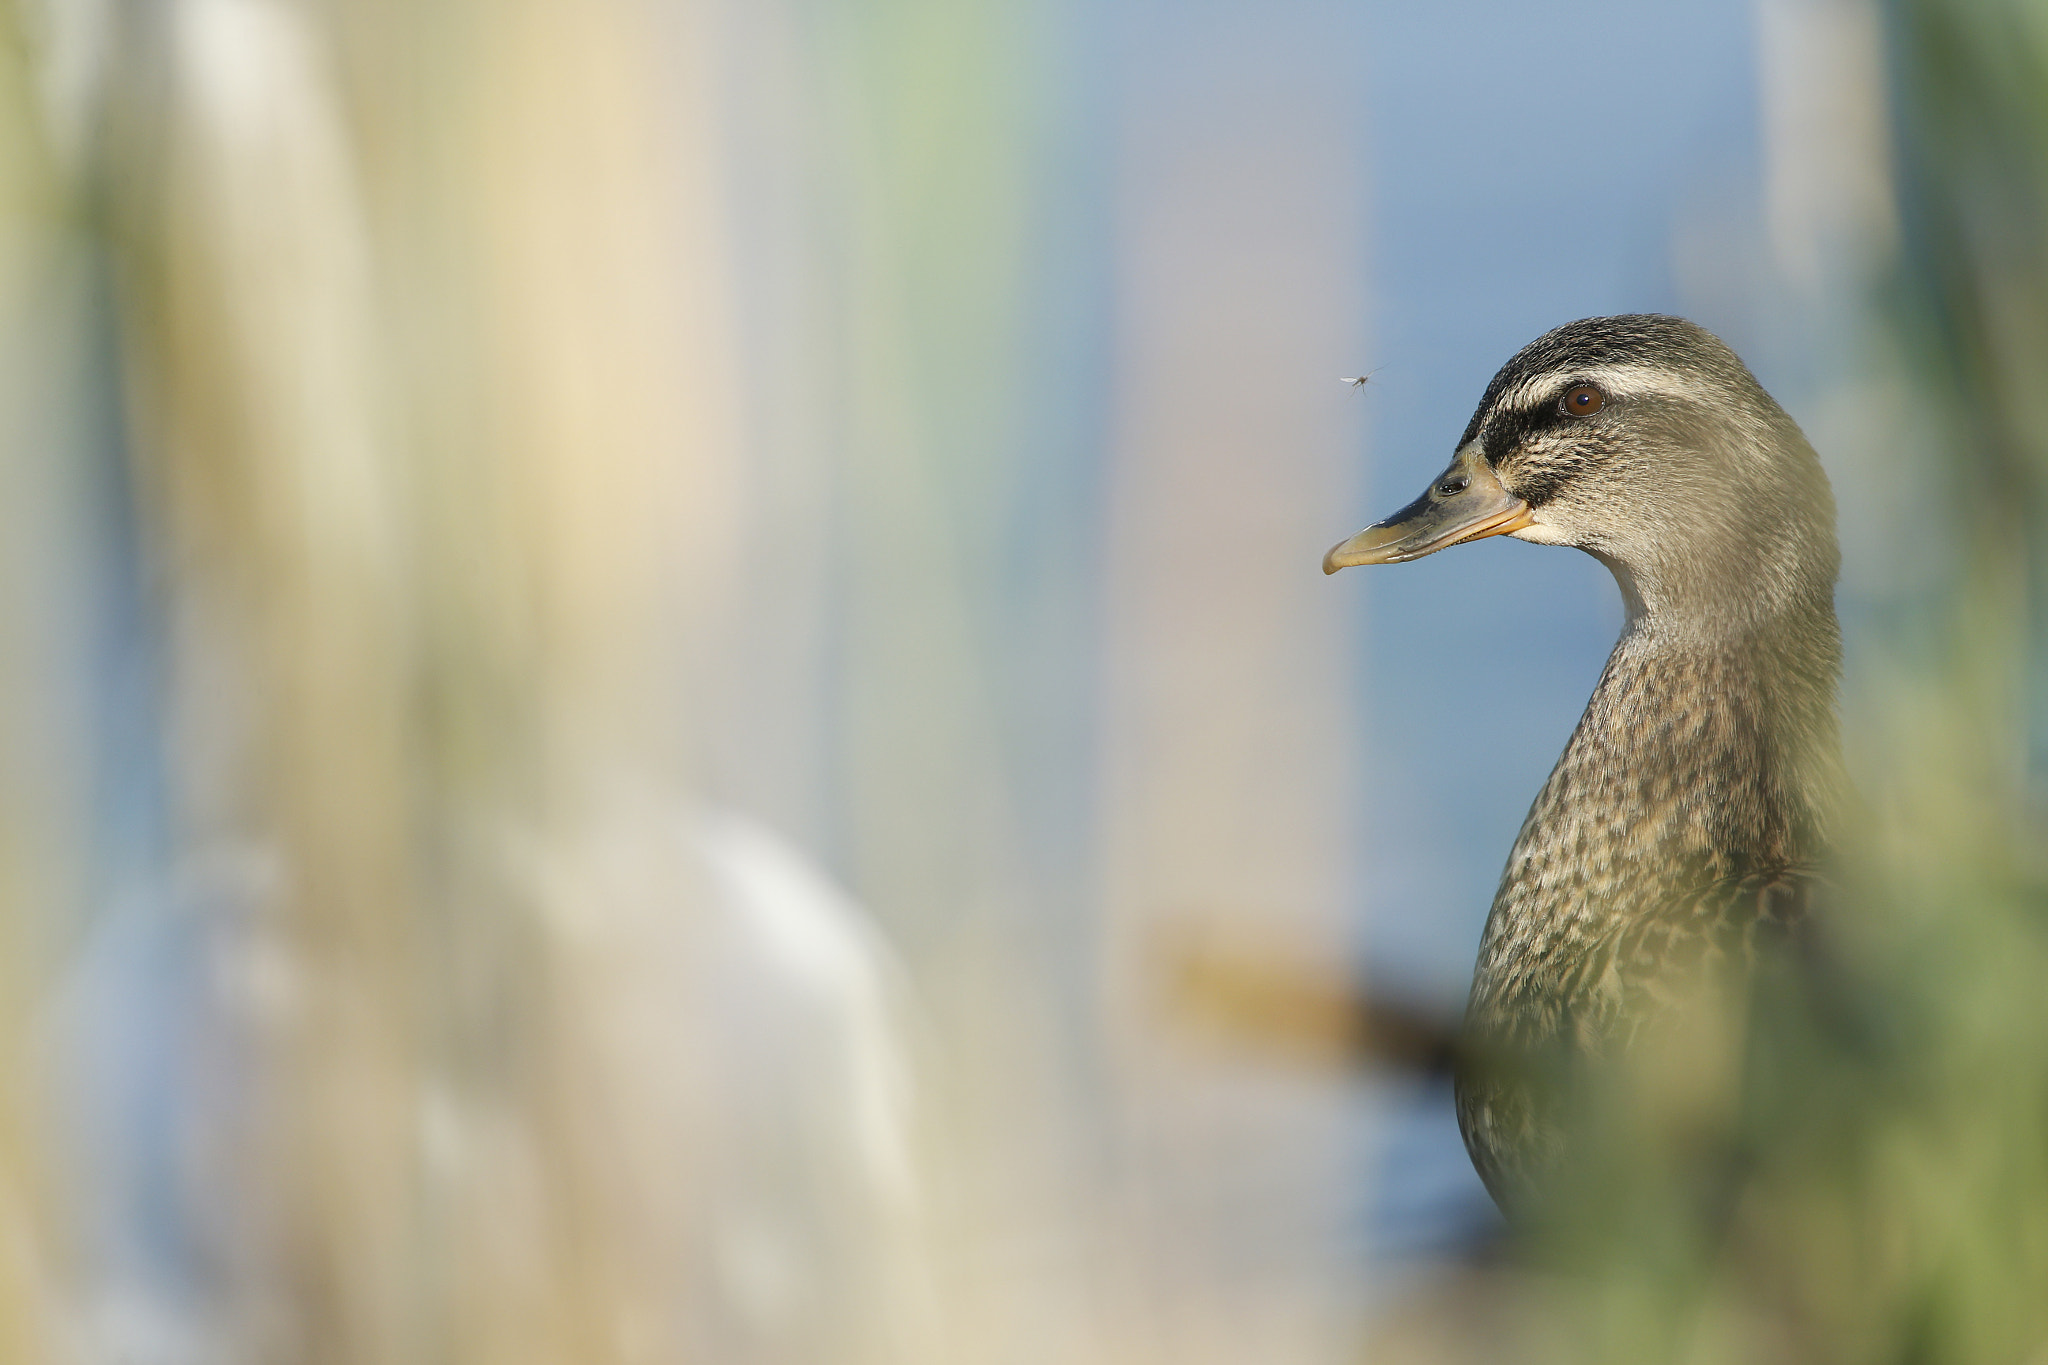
(1325, 316), (1847, 1212)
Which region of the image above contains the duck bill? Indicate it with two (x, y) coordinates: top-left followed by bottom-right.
(1323, 456), (1533, 573)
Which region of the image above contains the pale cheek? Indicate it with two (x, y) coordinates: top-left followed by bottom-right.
(1509, 517), (1577, 546)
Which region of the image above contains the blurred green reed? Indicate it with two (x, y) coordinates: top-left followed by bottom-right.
(0, 8), (85, 1360)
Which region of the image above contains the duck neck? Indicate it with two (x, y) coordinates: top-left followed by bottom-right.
(1582, 534), (1846, 866)
(1601, 594), (1843, 868)
(1473, 588), (1843, 1014)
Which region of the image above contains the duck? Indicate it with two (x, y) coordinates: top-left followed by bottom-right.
(1323, 315), (1846, 1214)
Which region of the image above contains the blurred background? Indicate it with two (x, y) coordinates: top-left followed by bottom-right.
(0, 0), (2043, 1361)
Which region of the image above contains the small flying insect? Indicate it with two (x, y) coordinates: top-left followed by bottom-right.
(1338, 366), (1384, 389)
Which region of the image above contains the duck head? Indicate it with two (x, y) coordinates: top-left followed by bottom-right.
(1325, 315), (1838, 632)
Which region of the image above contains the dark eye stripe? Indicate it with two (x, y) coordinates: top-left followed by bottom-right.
(1510, 450), (1596, 507)
(1483, 396), (1577, 464)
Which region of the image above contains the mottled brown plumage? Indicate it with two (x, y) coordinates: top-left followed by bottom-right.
(1324, 315), (1844, 1213)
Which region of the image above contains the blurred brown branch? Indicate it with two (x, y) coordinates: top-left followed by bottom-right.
(1153, 921), (1459, 1077)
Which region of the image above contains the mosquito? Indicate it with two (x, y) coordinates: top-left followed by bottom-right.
(1338, 367), (1384, 388)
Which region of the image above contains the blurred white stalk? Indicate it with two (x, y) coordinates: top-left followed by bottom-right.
(1098, 13), (1367, 1362)
(19, 0), (938, 1362)
(1753, 0), (1897, 292)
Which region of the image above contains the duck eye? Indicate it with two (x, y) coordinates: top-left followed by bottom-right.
(1561, 384), (1605, 417)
